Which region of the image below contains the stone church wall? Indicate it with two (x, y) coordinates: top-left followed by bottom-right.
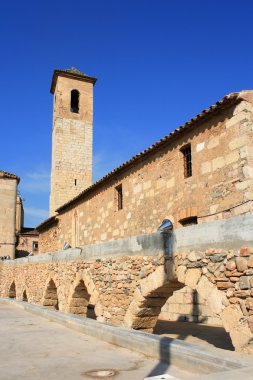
(39, 98), (253, 253)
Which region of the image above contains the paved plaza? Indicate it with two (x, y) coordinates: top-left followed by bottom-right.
(0, 303), (194, 380)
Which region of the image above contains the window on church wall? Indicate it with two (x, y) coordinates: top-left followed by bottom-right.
(181, 144), (192, 178)
(179, 216), (198, 227)
(72, 211), (79, 247)
(115, 184), (123, 210)
(33, 241), (38, 251)
(70, 89), (80, 113)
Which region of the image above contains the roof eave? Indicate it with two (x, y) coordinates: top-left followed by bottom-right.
(36, 215), (58, 232)
(0, 170), (20, 184)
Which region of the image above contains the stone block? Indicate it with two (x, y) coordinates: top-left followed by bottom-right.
(166, 177), (175, 189)
(196, 142), (205, 152)
(225, 151), (240, 165)
(240, 276), (250, 290)
(240, 247), (253, 257)
(236, 257), (248, 272)
(226, 260), (236, 271)
(246, 298), (253, 310)
(207, 288), (224, 315)
(176, 266), (187, 284)
(184, 269), (201, 290)
(243, 165), (253, 178)
(216, 281), (233, 290)
(188, 252), (197, 262)
(196, 275), (215, 301)
(201, 161), (212, 174)
(221, 304), (243, 332)
(229, 297), (240, 304)
(234, 290), (251, 298)
(210, 254), (226, 263)
(248, 315), (253, 333)
(229, 136), (245, 150)
(212, 157), (225, 171)
(207, 136), (219, 149)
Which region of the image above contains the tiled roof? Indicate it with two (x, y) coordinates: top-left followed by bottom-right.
(51, 91), (242, 215)
(0, 170), (20, 183)
(19, 227), (39, 235)
(36, 215), (58, 231)
(61, 67), (88, 76)
(50, 67), (97, 93)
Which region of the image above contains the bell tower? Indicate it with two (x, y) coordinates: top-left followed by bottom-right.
(49, 67), (97, 215)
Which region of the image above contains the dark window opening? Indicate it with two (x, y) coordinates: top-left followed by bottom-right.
(87, 304), (96, 319)
(179, 216), (198, 227)
(116, 184), (123, 210)
(181, 144), (192, 178)
(75, 179), (77, 186)
(33, 241), (38, 251)
(70, 89), (80, 113)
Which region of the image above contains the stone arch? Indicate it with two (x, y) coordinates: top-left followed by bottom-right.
(42, 279), (59, 310)
(9, 282), (16, 299)
(124, 266), (183, 332)
(124, 263), (253, 353)
(174, 264), (253, 353)
(67, 273), (99, 319)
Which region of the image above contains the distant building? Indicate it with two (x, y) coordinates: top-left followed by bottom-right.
(0, 171), (39, 259)
(0, 170), (20, 259)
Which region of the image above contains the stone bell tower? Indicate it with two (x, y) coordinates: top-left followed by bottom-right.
(49, 67), (97, 215)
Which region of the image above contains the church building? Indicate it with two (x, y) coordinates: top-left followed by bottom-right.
(37, 68), (253, 254)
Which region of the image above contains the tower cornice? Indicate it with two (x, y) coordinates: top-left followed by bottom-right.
(50, 67), (97, 94)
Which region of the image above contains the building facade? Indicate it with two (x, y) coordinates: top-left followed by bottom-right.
(0, 171), (20, 259)
(38, 86), (253, 254)
(0, 171), (39, 259)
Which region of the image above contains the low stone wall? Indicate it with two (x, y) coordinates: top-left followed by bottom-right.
(1, 231), (253, 353)
(0, 253), (165, 325)
(0, 234), (168, 327)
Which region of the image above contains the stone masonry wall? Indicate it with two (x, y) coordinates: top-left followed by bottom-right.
(0, 252), (164, 327)
(1, 236), (253, 352)
(41, 95), (253, 253)
(171, 246), (253, 352)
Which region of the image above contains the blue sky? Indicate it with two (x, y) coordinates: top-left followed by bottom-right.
(1, 0), (253, 227)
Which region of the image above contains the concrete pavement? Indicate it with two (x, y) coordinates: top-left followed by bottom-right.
(0, 303), (193, 380)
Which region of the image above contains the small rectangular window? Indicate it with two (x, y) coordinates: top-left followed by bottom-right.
(179, 216), (197, 227)
(181, 144), (192, 178)
(115, 184), (123, 210)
